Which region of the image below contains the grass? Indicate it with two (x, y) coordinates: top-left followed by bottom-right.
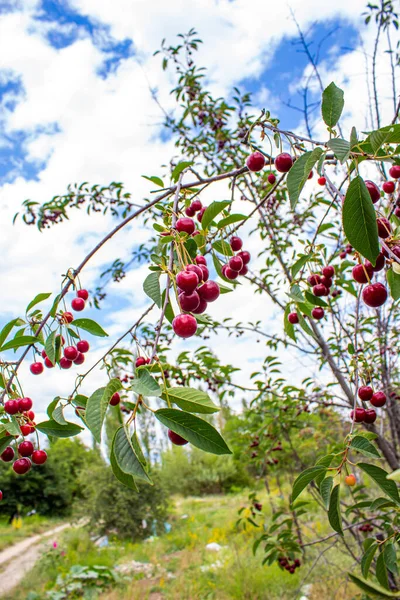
(0, 514), (62, 552)
(2, 487), (362, 600)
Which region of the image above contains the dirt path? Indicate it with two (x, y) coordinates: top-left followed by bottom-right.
(0, 522), (71, 597)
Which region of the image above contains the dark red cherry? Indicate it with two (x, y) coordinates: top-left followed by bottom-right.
(176, 270), (199, 293)
(267, 173), (276, 184)
(362, 283), (388, 307)
(307, 274), (321, 286)
(197, 207), (206, 223)
(176, 217), (195, 235)
(32, 450), (47, 465)
(18, 397), (32, 412)
(366, 253), (385, 272)
(77, 289), (89, 300)
(168, 429), (188, 446)
(77, 340), (90, 353)
(230, 236), (243, 251)
(18, 441), (34, 457)
(5, 400), (19, 415)
(195, 255), (207, 266)
(198, 281), (220, 302)
(246, 151), (266, 172)
(320, 276), (332, 288)
(274, 153), (293, 173)
(60, 357), (73, 369)
(312, 307), (324, 320)
(185, 205), (196, 217)
(370, 391), (386, 407)
(191, 297), (208, 314)
(389, 165), (400, 179)
(365, 180), (381, 203)
(179, 291), (200, 312)
(30, 362), (44, 375)
(45, 357), (54, 368)
(239, 265), (248, 276)
(71, 298), (85, 311)
(186, 264), (203, 281)
(352, 263), (373, 284)
(63, 312), (74, 323)
(191, 199), (202, 212)
(172, 314), (197, 338)
(199, 265), (209, 282)
(136, 357), (146, 368)
(224, 267), (238, 280)
(288, 312), (299, 324)
(13, 458), (32, 475)
(237, 250), (250, 265)
(322, 266), (334, 278)
(350, 407), (366, 422)
(377, 218), (391, 238)
(1, 446), (14, 462)
(110, 392), (120, 406)
(228, 256), (243, 272)
(64, 346), (78, 361)
(383, 181), (395, 194)
(73, 352), (85, 365)
(313, 284), (328, 297)
(358, 386), (374, 401)
(318, 176), (326, 186)
(364, 409), (377, 424)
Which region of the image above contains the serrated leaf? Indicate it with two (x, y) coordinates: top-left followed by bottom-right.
(217, 214), (246, 229)
(36, 420), (83, 438)
(383, 543), (398, 575)
(171, 161), (192, 182)
(387, 269), (400, 301)
(287, 148), (323, 209)
(370, 497), (396, 510)
(291, 255), (309, 279)
(71, 319), (108, 338)
(45, 331), (57, 365)
(322, 82), (344, 127)
(369, 124), (400, 153)
(161, 387), (219, 414)
(110, 443), (138, 491)
(298, 313), (316, 339)
(201, 201), (230, 231)
(350, 435), (381, 458)
(376, 552), (389, 589)
(212, 240), (234, 257)
(143, 272), (162, 308)
(291, 466), (326, 503)
(113, 426), (152, 483)
(26, 292), (52, 314)
(141, 175), (164, 187)
(4, 417), (20, 436)
(320, 476), (334, 509)
(49, 293), (61, 318)
(131, 370), (161, 397)
(342, 176), (380, 265)
(47, 397), (60, 419)
(326, 138), (350, 163)
(328, 484), (343, 535)
(52, 405), (67, 425)
(155, 408), (231, 455)
(0, 336), (41, 352)
(358, 463), (400, 504)
(348, 573), (399, 597)
(86, 378), (123, 443)
(304, 291), (328, 307)
(288, 284), (305, 302)
(362, 543), (379, 578)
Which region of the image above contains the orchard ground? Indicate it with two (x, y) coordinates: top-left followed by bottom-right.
(1, 486), (361, 600)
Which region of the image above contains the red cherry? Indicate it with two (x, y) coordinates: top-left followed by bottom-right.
(1, 447), (15, 462)
(185, 205), (196, 217)
(64, 346), (78, 361)
(239, 265), (248, 276)
(110, 392), (120, 406)
(30, 362), (44, 375)
(364, 409), (377, 424)
(230, 236), (243, 251)
(274, 153), (293, 173)
(377, 218), (391, 238)
(73, 352), (85, 365)
(168, 429), (188, 446)
(195, 255), (207, 266)
(77, 340), (90, 353)
(136, 357), (146, 367)
(198, 281), (220, 302)
(197, 207), (206, 223)
(365, 180), (381, 203)
(246, 151), (266, 172)
(191, 199), (202, 212)
(186, 264), (204, 281)
(370, 391), (386, 407)
(191, 297), (208, 314)
(224, 267), (238, 280)
(176, 270), (199, 293)
(5, 400), (19, 415)
(32, 450), (47, 465)
(237, 250), (250, 265)
(13, 458), (31, 475)
(288, 312), (299, 324)
(228, 256), (243, 272)
(339, 251), (347, 259)
(358, 386), (374, 401)
(20, 425), (32, 436)
(308, 170), (313, 179)
(199, 265), (209, 282)
(267, 173), (276, 184)
(176, 217), (195, 235)
(307, 274), (321, 286)
(318, 176), (326, 186)
(172, 314), (197, 338)
(27, 410), (35, 421)
(312, 307), (324, 320)
(63, 312), (74, 323)
(18, 441), (34, 457)
(44, 357), (54, 368)
(179, 291), (200, 312)
(77, 289), (89, 301)
(41, 349), (47, 358)
(60, 357), (73, 369)
(350, 407), (366, 422)
(352, 263), (373, 284)
(383, 181), (395, 194)
(322, 266), (335, 278)
(366, 253), (385, 273)
(389, 165), (400, 179)
(313, 284), (328, 297)
(320, 276), (332, 288)
(0, 491), (3, 501)
(18, 398), (32, 412)
(71, 298), (85, 311)
(362, 282), (388, 307)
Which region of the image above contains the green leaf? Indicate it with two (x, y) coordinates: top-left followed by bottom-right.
(370, 497), (396, 510)
(86, 378), (123, 443)
(217, 214), (247, 229)
(342, 176), (380, 265)
(358, 463), (400, 504)
(143, 272), (162, 308)
(283, 305), (296, 342)
(288, 284), (305, 303)
(369, 124), (400, 153)
(141, 175), (164, 188)
(376, 552), (389, 589)
(362, 542), (379, 578)
(4, 417), (20, 436)
(131, 432), (147, 467)
(52, 405), (67, 425)
(322, 82), (344, 127)
(350, 435), (381, 459)
(383, 543), (398, 576)
(71, 319), (108, 338)
(36, 420), (83, 438)
(155, 408), (231, 455)
(171, 161), (192, 182)
(328, 484), (343, 535)
(326, 138), (350, 163)
(0, 435), (12, 455)
(45, 331), (57, 365)
(162, 387), (219, 414)
(304, 291), (328, 307)
(291, 466), (326, 503)
(298, 313), (316, 339)
(0, 319), (22, 349)
(287, 148), (323, 209)
(131, 370), (162, 397)
(348, 573), (399, 597)
(0, 335), (41, 352)
(113, 426), (152, 483)
(212, 240), (234, 257)
(320, 477), (334, 509)
(291, 255), (310, 279)
(110, 443), (138, 491)
(387, 269), (400, 301)
(350, 126), (358, 149)
(26, 293), (51, 314)
(47, 397), (60, 419)
(201, 201), (230, 231)
(49, 293), (61, 318)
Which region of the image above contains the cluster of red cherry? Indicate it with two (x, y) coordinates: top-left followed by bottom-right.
(1, 397), (47, 487)
(278, 556), (301, 574)
(29, 290), (91, 374)
(287, 264), (335, 325)
(351, 386), (386, 424)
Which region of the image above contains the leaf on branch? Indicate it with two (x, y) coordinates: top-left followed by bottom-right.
(86, 378), (123, 443)
(0, 335), (42, 352)
(350, 435), (381, 459)
(322, 82), (344, 127)
(70, 318), (108, 338)
(36, 420), (83, 438)
(358, 463), (400, 504)
(361, 542), (379, 578)
(320, 476), (334, 509)
(161, 387), (219, 414)
(342, 176), (380, 265)
(201, 201), (230, 231)
(348, 573), (399, 597)
(171, 161), (193, 182)
(141, 175), (164, 188)
(217, 214), (247, 229)
(287, 148), (323, 209)
(387, 269), (400, 301)
(291, 466), (326, 503)
(283, 305), (296, 342)
(368, 124), (400, 153)
(143, 272), (162, 308)
(113, 426), (152, 484)
(326, 138), (350, 163)
(131, 369), (162, 397)
(26, 292), (52, 314)
(328, 484), (343, 535)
